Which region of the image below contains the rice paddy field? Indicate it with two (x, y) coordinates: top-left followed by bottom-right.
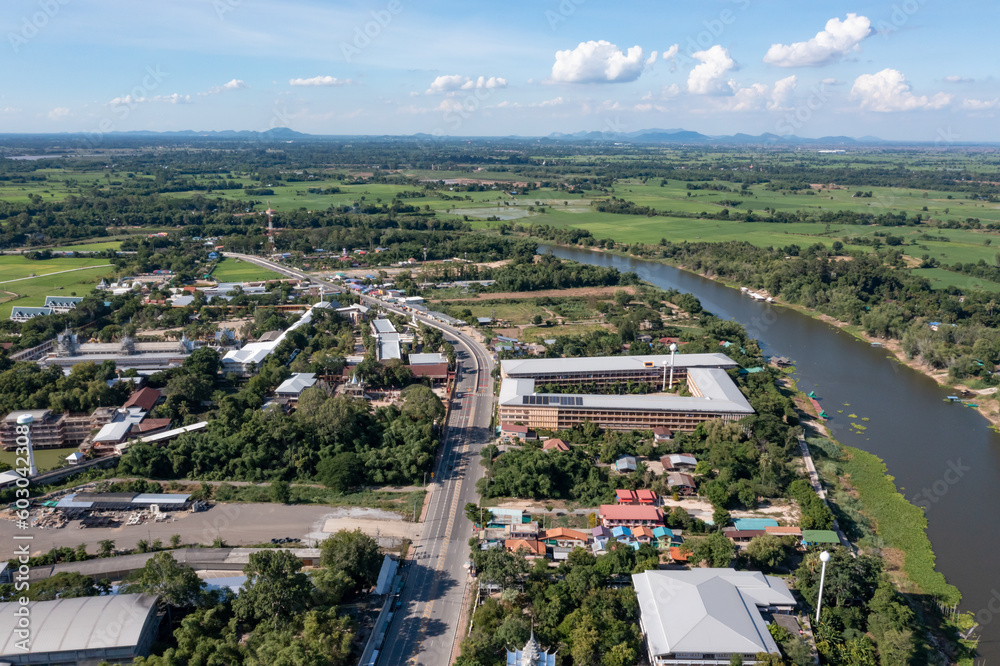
(0, 256), (113, 318)
(210, 257), (283, 282)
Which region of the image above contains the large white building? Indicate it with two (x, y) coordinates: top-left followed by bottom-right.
(498, 354), (753, 432)
(222, 302), (332, 375)
(632, 569), (796, 665)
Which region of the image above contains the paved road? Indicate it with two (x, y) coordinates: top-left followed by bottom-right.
(223, 252), (496, 664)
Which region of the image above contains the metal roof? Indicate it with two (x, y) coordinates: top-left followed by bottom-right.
(732, 518), (780, 531)
(3, 409), (51, 422)
(132, 493), (192, 505)
(408, 352), (447, 365)
(632, 569), (795, 659)
(275, 372), (317, 395)
(372, 318), (397, 334)
(501, 353), (738, 377)
(0, 593), (159, 657)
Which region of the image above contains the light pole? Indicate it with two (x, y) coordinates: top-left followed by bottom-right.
(668, 342), (678, 390)
(815, 550), (831, 623)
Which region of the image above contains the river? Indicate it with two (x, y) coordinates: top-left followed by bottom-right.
(544, 244), (1000, 659)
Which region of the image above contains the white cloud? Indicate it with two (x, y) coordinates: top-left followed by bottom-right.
(645, 51), (658, 66)
(769, 75), (798, 110)
(687, 45), (736, 95)
(944, 75), (974, 83)
(850, 69), (952, 112)
(731, 83), (768, 111)
(662, 44), (679, 61)
(289, 75), (352, 87)
(108, 93), (191, 105)
(763, 13), (871, 67)
(427, 75), (507, 94)
(203, 78), (247, 95)
(551, 40), (645, 83)
(962, 98), (1000, 110)
(48, 107), (69, 120)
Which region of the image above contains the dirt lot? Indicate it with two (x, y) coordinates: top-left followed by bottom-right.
(0, 503), (408, 557)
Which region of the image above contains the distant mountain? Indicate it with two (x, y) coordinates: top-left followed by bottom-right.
(51, 127), (312, 140)
(545, 128), (883, 146)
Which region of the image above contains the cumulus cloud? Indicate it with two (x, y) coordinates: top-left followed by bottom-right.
(962, 98), (1000, 110)
(426, 75), (507, 94)
(203, 78), (247, 95)
(769, 75), (798, 109)
(731, 84), (768, 111)
(108, 93), (191, 105)
(47, 107), (69, 120)
(551, 40), (646, 83)
(687, 45), (736, 95)
(662, 44), (679, 61)
(764, 13), (871, 67)
(850, 69), (952, 112)
(289, 75), (352, 87)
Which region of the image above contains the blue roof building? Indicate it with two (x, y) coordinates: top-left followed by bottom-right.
(732, 518), (780, 531)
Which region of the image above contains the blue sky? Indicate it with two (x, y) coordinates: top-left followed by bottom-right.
(2, 0), (999, 140)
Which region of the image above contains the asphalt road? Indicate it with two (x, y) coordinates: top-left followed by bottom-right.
(223, 252), (496, 664)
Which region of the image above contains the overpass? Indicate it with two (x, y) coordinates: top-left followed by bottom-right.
(223, 252), (494, 665)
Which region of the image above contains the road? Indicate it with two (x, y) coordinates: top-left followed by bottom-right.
(223, 252), (495, 664)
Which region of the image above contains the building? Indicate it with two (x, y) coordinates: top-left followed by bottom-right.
(732, 518), (779, 532)
(653, 426), (674, 442)
(0, 409), (94, 451)
(40, 332), (199, 373)
(541, 528), (590, 548)
(506, 631), (556, 666)
(801, 530), (841, 548)
(542, 438), (569, 452)
(0, 594), (161, 665)
(662, 453), (698, 472)
(44, 296), (84, 313)
(599, 504), (663, 529)
(666, 472), (697, 495)
(616, 489), (638, 504)
(10, 306), (53, 321)
(275, 372), (318, 402)
(504, 539), (546, 557)
(409, 352), (447, 365)
(632, 569), (796, 665)
(615, 455), (638, 473)
(498, 354), (753, 433)
(408, 362), (449, 384)
(123, 387), (162, 412)
(765, 526), (801, 537)
(222, 303), (328, 375)
(500, 423), (535, 441)
(54, 492), (192, 512)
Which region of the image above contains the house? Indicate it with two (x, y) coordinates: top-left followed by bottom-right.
(801, 530), (841, 548)
(275, 373), (317, 402)
(636, 489), (658, 505)
(500, 423), (535, 441)
(661, 453), (698, 471)
(123, 387), (163, 413)
(592, 525), (611, 541)
(611, 526), (632, 541)
(542, 528), (590, 549)
(616, 489), (638, 504)
(666, 472), (697, 495)
(542, 438), (569, 452)
(723, 528), (766, 545)
(336, 304), (370, 324)
(614, 455), (638, 473)
(44, 296), (84, 313)
(668, 546), (690, 563)
(732, 518), (779, 532)
(505, 521), (540, 540)
(65, 451), (85, 465)
(408, 352), (447, 365)
(652, 526), (675, 548)
(652, 426), (673, 442)
(632, 526), (655, 543)
(599, 504), (664, 529)
(10, 306), (53, 321)
(486, 507), (525, 528)
(765, 526), (802, 537)
(505, 539), (546, 557)
(633, 569), (796, 665)
(408, 363), (449, 383)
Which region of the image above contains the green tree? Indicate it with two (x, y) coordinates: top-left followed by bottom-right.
(319, 529), (383, 595)
(120, 552), (206, 609)
(691, 531), (735, 568)
(235, 549), (313, 629)
(316, 452), (363, 492)
(746, 534), (787, 571)
(270, 479), (292, 504)
(98, 539), (115, 558)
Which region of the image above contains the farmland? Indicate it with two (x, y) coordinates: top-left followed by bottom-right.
(0, 256), (112, 318)
(210, 257), (283, 282)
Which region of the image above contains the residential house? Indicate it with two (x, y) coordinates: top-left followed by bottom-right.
(616, 489), (638, 504)
(500, 423), (535, 441)
(636, 489), (658, 505)
(652, 426), (673, 442)
(275, 373), (318, 403)
(666, 472), (697, 495)
(632, 526), (655, 544)
(599, 504), (664, 529)
(504, 539), (546, 558)
(615, 455), (638, 473)
(661, 453), (698, 472)
(542, 528), (590, 549)
(542, 438), (569, 452)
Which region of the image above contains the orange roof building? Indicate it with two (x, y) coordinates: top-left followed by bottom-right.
(504, 539), (546, 557)
(542, 438), (570, 452)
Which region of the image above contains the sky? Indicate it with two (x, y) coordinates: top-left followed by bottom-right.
(2, 0), (999, 141)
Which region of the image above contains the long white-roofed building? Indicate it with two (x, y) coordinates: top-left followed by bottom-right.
(498, 354), (753, 432)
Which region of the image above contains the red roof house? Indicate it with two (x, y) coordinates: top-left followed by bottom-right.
(123, 387), (162, 412)
(636, 489), (658, 505)
(616, 489), (638, 504)
(599, 504), (664, 528)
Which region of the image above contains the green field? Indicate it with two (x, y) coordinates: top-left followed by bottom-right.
(47, 240), (123, 252)
(210, 258), (283, 282)
(910, 267), (1000, 293)
(0, 446), (78, 473)
(0, 256), (113, 318)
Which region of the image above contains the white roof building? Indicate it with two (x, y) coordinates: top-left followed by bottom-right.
(632, 569), (796, 665)
(275, 372), (317, 398)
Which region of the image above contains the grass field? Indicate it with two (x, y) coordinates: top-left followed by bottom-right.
(0, 257), (113, 318)
(911, 267), (1000, 293)
(0, 446), (78, 473)
(47, 241), (122, 252)
(210, 258), (283, 282)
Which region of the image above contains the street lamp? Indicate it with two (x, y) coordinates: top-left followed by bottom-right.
(668, 342), (678, 390)
(815, 550), (831, 623)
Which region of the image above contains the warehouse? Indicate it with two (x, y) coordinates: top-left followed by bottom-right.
(498, 354), (753, 433)
(0, 594), (160, 665)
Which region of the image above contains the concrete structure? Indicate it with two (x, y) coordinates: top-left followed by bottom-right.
(632, 569), (795, 665)
(498, 354), (753, 432)
(541, 528), (590, 548)
(40, 332), (199, 373)
(506, 632), (556, 666)
(222, 303), (327, 375)
(0, 409), (101, 451)
(0, 594), (160, 665)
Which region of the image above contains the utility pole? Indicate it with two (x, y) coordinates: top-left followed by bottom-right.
(815, 550), (831, 623)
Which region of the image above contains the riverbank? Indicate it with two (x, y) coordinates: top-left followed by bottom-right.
(542, 239), (1000, 431)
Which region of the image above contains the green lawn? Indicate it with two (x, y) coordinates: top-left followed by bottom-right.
(0, 255), (111, 281)
(210, 258), (283, 282)
(910, 267), (1000, 293)
(47, 241), (122, 252)
(0, 446), (79, 473)
(0, 265), (113, 318)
